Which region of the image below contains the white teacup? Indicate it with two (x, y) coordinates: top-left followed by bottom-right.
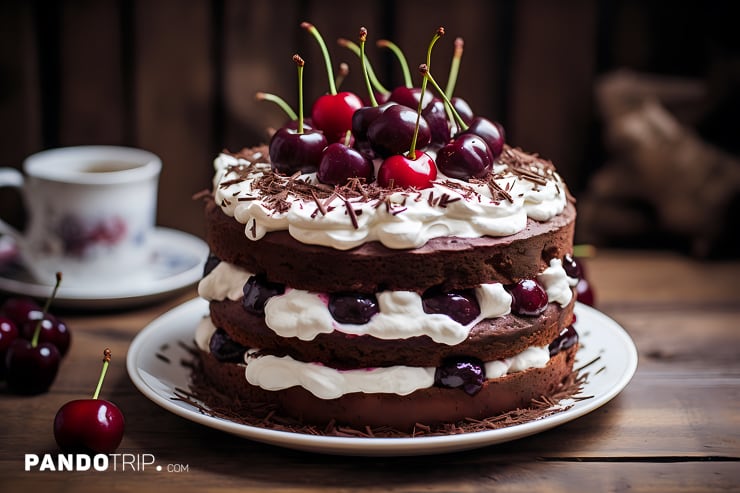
(0, 146), (161, 287)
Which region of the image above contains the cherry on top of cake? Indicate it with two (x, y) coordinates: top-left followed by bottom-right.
(213, 23), (571, 251)
(261, 24), (510, 189)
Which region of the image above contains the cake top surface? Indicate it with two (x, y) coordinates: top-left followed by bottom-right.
(212, 145), (569, 250)
(211, 24), (572, 251)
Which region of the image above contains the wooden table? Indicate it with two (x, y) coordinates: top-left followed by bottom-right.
(1, 249), (738, 492)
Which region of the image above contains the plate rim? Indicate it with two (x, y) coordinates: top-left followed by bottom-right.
(126, 298), (638, 456)
(0, 227), (208, 307)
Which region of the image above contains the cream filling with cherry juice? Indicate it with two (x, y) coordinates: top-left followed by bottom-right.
(196, 259), (577, 400)
(212, 149), (567, 251)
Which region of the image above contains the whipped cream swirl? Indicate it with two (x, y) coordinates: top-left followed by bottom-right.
(212, 148), (568, 250)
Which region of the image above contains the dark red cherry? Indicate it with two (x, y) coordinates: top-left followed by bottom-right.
(351, 102), (393, 143)
(576, 278), (595, 306)
(509, 279), (548, 316)
(0, 297), (42, 327)
(435, 357), (485, 395)
(548, 325), (579, 357)
(209, 328), (247, 363)
(421, 98), (451, 147)
(268, 127), (328, 175)
(377, 151), (436, 189)
(387, 86), (434, 111)
(436, 133), (494, 180)
(422, 288), (480, 325)
(562, 253), (583, 279)
(367, 104), (431, 158)
(461, 117), (505, 159)
(53, 349), (124, 454)
(203, 253), (221, 277)
(311, 92), (364, 142)
(451, 96), (474, 126)
(328, 293), (379, 325)
(20, 314), (71, 357)
(317, 141), (374, 185)
(242, 274), (285, 316)
(0, 316), (18, 378)
(4, 338), (61, 394)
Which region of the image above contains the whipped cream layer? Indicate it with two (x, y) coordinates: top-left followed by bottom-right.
(212, 148), (568, 250)
(198, 258), (576, 346)
(194, 317), (551, 400)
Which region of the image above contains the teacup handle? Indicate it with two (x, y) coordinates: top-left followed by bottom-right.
(0, 167), (26, 241)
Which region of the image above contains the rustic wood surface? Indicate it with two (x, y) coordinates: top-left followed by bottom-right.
(0, 248), (738, 492)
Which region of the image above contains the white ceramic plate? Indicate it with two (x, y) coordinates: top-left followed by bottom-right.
(127, 298), (638, 456)
(0, 228), (208, 309)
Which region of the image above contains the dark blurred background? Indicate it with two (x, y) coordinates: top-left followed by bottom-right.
(1, 0), (738, 257)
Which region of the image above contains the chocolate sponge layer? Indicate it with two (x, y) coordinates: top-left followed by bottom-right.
(204, 199), (576, 294)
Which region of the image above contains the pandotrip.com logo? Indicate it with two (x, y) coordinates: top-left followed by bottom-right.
(24, 453), (190, 473)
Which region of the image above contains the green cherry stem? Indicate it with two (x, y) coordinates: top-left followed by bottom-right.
(444, 37), (464, 99)
(301, 22), (337, 95)
(293, 54), (306, 134)
(409, 27), (445, 159)
(359, 27), (378, 107)
(92, 348), (111, 400)
(377, 39), (412, 88)
(31, 272), (62, 348)
(255, 92), (298, 121)
(419, 63), (469, 132)
(337, 38), (390, 95)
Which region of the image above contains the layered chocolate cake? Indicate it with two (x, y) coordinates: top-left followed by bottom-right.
(190, 25), (583, 433)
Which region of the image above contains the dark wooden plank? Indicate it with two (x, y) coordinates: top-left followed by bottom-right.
(392, 0), (506, 121)
(508, 0), (598, 187)
(57, 0), (125, 146)
(132, 0), (214, 237)
(221, 0), (304, 149)
(0, 1), (42, 166)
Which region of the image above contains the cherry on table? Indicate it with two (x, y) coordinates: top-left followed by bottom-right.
(20, 313), (71, 357)
(0, 316), (19, 378)
(54, 348), (124, 454)
(0, 296), (43, 327)
(4, 338), (60, 394)
(4, 272), (66, 394)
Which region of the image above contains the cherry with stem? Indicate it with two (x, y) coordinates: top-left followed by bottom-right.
(302, 22), (363, 142)
(268, 54), (328, 175)
(420, 63), (505, 159)
(54, 348), (125, 453)
(4, 272), (64, 394)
